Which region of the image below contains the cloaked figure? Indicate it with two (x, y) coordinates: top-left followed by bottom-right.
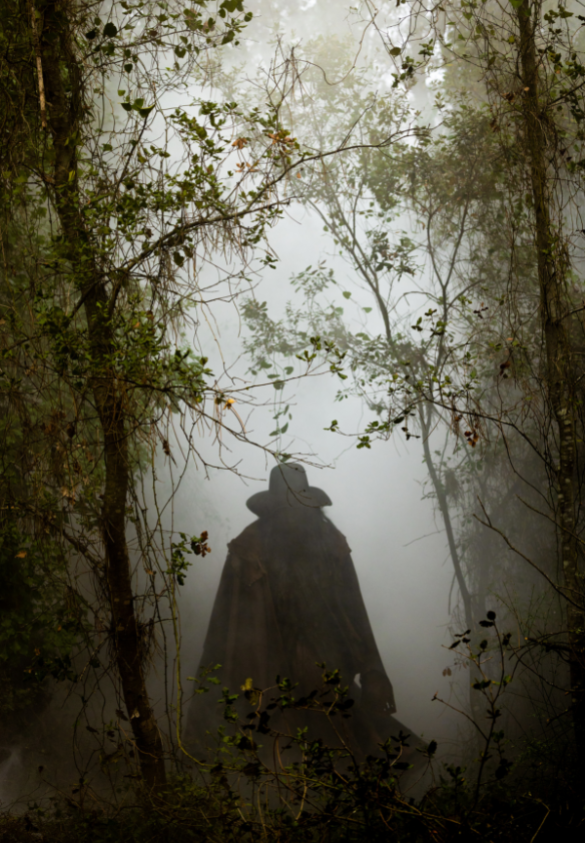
(186, 463), (419, 760)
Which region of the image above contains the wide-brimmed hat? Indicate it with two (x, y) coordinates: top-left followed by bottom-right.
(246, 463), (331, 516)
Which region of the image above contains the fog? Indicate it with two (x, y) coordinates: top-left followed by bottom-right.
(166, 219), (463, 750)
(117, 0), (472, 767)
(0, 0), (534, 809)
(154, 2), (467, 749)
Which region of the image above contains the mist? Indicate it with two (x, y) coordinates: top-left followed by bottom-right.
(2, 0), (584, 836)
(169, 211), (462, 744)
(164, 1), (467, 749)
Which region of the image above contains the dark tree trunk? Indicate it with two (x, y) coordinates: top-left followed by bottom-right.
(35, 0), (166, 790)
(516, 1), (585, 756)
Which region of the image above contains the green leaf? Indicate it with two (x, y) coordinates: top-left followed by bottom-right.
(138, 106), (155, 119)
(103, 22), (118, 38)
(221, 0), (245, 11)
(121, 102), (132, 112)
(85, 29), (97, 40)
(389, 47), (401, 56)
(342, 291), (351, 299)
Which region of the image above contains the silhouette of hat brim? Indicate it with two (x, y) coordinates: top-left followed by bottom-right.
(247, 486), (331, 516)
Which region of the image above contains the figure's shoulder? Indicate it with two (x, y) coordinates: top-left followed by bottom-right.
(321, 517), (352, 556)
(227, 520), (264, 561)
(225, 521), (267, 586)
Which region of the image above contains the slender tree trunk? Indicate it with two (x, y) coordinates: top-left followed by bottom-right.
(36, 0), (166, 789)
(418, 406), (489, 725)
(419, 409), (473, 633)
(516, 1), (585, 755)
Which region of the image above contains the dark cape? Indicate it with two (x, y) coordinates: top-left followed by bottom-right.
(185, 471), (419, 762)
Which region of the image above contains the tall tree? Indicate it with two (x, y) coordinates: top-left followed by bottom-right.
(512, 0), (585, 753)
(1, 0), (311, 790)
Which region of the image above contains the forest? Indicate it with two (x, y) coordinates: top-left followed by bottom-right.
(1, 0), (585, 840)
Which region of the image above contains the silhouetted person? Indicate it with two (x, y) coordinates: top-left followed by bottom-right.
(186, 463), (418, 759)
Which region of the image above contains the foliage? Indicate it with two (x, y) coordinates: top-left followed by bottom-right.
(0, 616), (583, 839)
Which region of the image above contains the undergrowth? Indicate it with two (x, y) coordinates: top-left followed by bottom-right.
(1, 614), (584, 842)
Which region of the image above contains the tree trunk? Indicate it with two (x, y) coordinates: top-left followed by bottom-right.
(516, 0), (585, 756)
(36, 0), (166, 789)
(419, 409), (474, 632)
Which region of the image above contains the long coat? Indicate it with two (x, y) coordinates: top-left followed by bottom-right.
(186, 505), (416, 758)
